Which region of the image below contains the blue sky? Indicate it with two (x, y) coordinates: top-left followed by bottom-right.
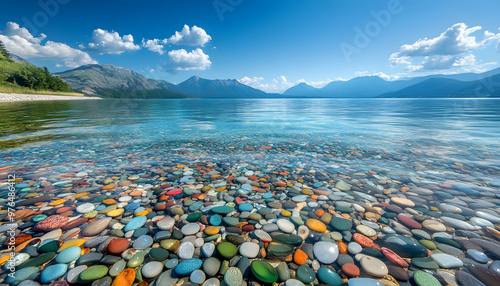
(1, 0), (499, 92)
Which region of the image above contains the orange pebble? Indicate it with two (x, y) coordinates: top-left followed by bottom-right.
(112, 268), (135, 286)
(293, 249), (308, 265)
(315, 209), (325, 217)
(338, 241), (348, 254)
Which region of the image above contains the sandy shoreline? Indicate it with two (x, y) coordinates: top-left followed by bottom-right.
(0, 93), (102, 102)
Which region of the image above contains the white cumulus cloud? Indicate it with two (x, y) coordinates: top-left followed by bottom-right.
(0, 22), (97, 68)
(142, 38), (165, 55)
(166, 48), (211, 71)
(167, 25), (212, 46)
(86, 29), (140, 54)
(390, 23), (500, 72)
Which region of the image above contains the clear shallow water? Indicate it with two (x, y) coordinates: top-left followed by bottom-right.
(0, 98), (500, 179)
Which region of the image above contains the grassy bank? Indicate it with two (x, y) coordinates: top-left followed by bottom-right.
(0, 85), (86, 96)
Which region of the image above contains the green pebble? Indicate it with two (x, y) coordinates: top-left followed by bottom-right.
(78, 265), (108, 283)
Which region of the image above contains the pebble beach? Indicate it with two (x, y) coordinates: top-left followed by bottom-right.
(0, 98), (500, 286)
(0, 93), (101, 102)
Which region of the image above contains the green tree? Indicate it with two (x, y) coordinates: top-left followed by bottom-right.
(0, 40), (12, 61)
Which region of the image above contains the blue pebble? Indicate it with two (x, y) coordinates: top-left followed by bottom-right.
(317, 267), (342, 286)
(209, 215), (222, 226)
(124, 216), (147, 232)
(174, 258), (203, 276)
(490, 260), (500, 274)
(95, 205), (106, 211)
(313, 182), (323, 188)
(189, 201), (204, 212)
(262, 192), (273, 199)
(124, 203), (140, 212)
(239, 203), (253, 212)
(41, 264), (68, 283)
(467, 249), (488, 263)
(348, 278), (384, 286)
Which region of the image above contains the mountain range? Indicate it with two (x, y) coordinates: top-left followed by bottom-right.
(55, 64), (500, 99)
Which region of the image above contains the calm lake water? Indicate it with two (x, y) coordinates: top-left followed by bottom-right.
(1, 98), (500, 181)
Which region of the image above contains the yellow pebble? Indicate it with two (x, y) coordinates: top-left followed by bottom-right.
(205, 226), (219, 235)
(58, 239), (86, 252)
(281, 210), (292, 217)
(216, 186), (226, 192)
(84, 211), (98, 218)
(301, 189), (314, 195)
(136, 210), (149, 216)
(49, 199), (67, 206)
(73, 192), (90, 199)
(107, 209), (124, 217)
(305, 218), (327, 233)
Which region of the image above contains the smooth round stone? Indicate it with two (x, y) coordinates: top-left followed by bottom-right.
(133, 235), (153, 250)
(413, 271), (441, 286)
(165, 259), (179, 269)
(348, 242), (362, 254)
(55, 246), (81, 263)
(331, 231), (343, 241)
(182, 223), (201, 235)
(467, 249), (488, 263)
(239, 203), (253, 212)
(317, 267), (342, 286)
(109, 260), (126, 276)
(211, 205), (234, 214)
(178, 242), (195, 259)
(489, 260), (500, 274)
(239, 242), (260, 258)
(391, 197), (415, 207)
(41, 264), (68, 283)
(76, 203), (96, 214)
(471, 217), (494, 227)
(348, 278), (384, 286)
(5, 267), (39, 285)
(224, 267), (243, 286)
(255, 230), (272, 241)
(157, 216), (175, 230)
(223, 217), (239, 226)
(142, 261), (164, 278)
(384, 235), (428, 257)
(209, 215), (222, 226)
(440, 217), (476, 230)
(175, 258), (203, 276)
(217, 242), (237, 259)
(202, 242), (216, 257)
(430, 253), (463, 268)
(119, 195), (132, 202)
(78, 265), (108, 283)
(65, 265), (88, 284)
(190, 269), (206, 284)
(360, 256), (388, 277)
(203, 278), (221, 286)
(296, 265), (316, 283)
(382, 226), (396, 234)
(11, 253), (30, 267)
(356, 225), (376, 237)
(292, 195), (307, 202)
(203, 257), (221, 277)
(277, 219), (295, 233)
(436, 271), (458, 286)
(123, 216), (147, 232)
(127, 252), (145, 268)
(313, 241), (339, 264)
(476, 211), (500, 223)
(286, 279), (305, 286)
(277, 262), (290, 281)
(412, 229), (431, 240)
(330, 217), (352, 231)
(250, 260), (278, 283)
